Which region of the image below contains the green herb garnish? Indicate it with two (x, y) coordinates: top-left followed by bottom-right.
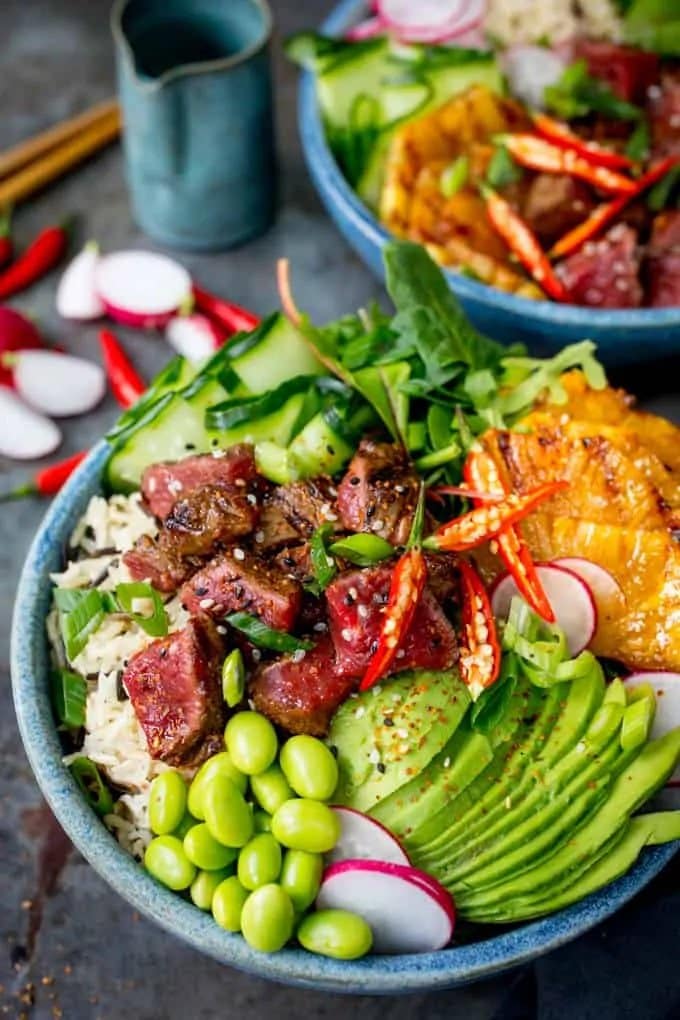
(310, 523), (338, 590)
(486, 146), (521, 190)
(69, 757), (114, 816)
(226, 613), (314, 653)
(115, 582), (168, 637)
(51, 668), (87, 728)
(329, 534), (395, 566)
(545, 60), (641, 122)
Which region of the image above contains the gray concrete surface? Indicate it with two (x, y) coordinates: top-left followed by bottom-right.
(1, 2), (679, 1018)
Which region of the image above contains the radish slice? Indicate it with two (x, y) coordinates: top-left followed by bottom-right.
(623, 672), (680, 786)
(491, 563), (597, 656)
(378, 0), (483, 43)
(0, 307), (43, 387)
(553, 557), (625, 637)
(0, 387), (61, 460)
(13, 349), (106, 418)
(328, 807), (410, 866)
(317, 859), (454, 954)
(346, 16), (386, 41)
(95, 251), (192, 329)
(56, 242), (105, 320)
(165, 313), (223, 363)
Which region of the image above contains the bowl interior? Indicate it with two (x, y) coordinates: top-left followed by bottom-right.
(11, 441), (678, 992)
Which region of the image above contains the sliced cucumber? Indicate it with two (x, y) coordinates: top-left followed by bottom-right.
(317, 38), (390, 128)
(287, 409), (354, 476)
(227, 313), (323, 393)
(209, 390), (310, 450)
(106, 355), (198, 442)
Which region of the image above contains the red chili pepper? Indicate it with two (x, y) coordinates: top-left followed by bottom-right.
(0, 449), (87, 503)
(99, 329), (146, 409)
(500, 134), (637, 195)
(464, 450), (555, 623)
(532, 113), (635, 171)
(0, 208), (13, 269)
(0, 223), (68, 299)
(550, 156), (679, 259)
(427, 484), (504, 504)
(359, 546), (428, 692)
(424, 480), (567, 553)
(482, 186), (570, 301)
(192, 284), (260, 335)
(458, 559), (501, 699)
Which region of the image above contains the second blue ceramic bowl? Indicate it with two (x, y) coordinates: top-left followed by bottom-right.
(10, 442), (679, 992)
(298, 0), (680, 363)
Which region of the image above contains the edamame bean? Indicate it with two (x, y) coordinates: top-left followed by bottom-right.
(187, 752), (248, 819)
(190, 868), (233, 911)
(271, 799), (340, 853)
(212, 876), (249, 932)
(297, 909), (372, 960)
(279, 735), (338, 801)
(144, 835), (196, 891)
(253, 810), (273, 833)
(184, 823), (239, 871)
(203, 774), (254, 848)
(280, 849), (322, 912)
(240, 884), (294, 953)
(237, 833), (282, 891)
(250, 764), (294, 815)
(148, 771), (188, 835)
(224, 711), (278, 776)
(222, 649), (245, 707)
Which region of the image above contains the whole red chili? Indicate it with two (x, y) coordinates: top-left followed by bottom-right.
(424, 480), (568, 553)
(464, 449), (555, 623)
(99, 329), (146, 409)
(0, 208), (13, 269)
(500, 134), (637, 195)
(0, 449), (87, 502)
(532, 113), (635, 171)
(0, 222), (68, 299)
(192, 284), (260, 335)
(482, 186), (569, 301)
(458, 559), (501, 699)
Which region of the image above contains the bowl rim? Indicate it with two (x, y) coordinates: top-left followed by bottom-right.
(11, 439), (679, 992)
(301, 0), (680, 330)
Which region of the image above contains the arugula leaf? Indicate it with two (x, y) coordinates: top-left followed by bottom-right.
(623, 0), (680, 55)
(498, 340), (606, 419)
(545, 61), (641, 122)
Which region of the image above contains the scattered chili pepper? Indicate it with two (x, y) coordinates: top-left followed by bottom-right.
(550, 156), (679, 259)
(499, 134), (637, 195)
(0, 208), (13, 269)
(532, 113), (635, 171)
(481, 185), (569, 301)
(0, 222), (68, 299)
(424, 480), (568, 553)
(192, 284), (260, 334)
(359, 546), (428, 692)
(458, 558), (501, 699)
(99, 329), (146, 409)
(0, 449), (87, 503)
(427, 484), (504, 504)
(464, 449), (555, 623)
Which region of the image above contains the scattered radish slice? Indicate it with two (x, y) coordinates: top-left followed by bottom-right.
(327, 807), (410, 866)
(165, 313), (223, 363)
(0, 387), (62, 460)
(317, 859), (455, 954)
(0, 307), (43, 387)
(345, 15), (386, 41)
(95, 251), (192, 329)
(553, 557), (625, 637)
(623, 672), (680, 786)
(377, 0), (483, 43)
(491, 562), (597, 656)
(12, 349), (106, 418)
(56, 242), (105, 320)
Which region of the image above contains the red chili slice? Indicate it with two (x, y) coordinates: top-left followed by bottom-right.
(532, 113), (635, 171)
(458, 559), (501, 698)
(501, 134), (637, 195)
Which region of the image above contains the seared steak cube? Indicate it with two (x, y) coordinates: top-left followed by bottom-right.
(181, 549), (302, 631)
(557, 223), (643, 308)
(123, 534), (198, 593)
(164, 484), (259, 557)
(257, 477), (341, 550)
(522, 174), (595, 247)
(123, 617), (225, 764)
(142, 445), (258, 520)
(574, 39), (659, 104)
(337, 439), (419, 547)
(250, 634), (356, 736)
(648, 69), (680, 160)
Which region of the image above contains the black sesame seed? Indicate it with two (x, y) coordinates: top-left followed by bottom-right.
(185, 442), (196, 450)
(376, 762), (386, 774)
(383, 717), (394, 726)
(326, 445), (335, 456)
(349, 476), (360, 486)
(159, 647), (167, 658)
(194, 586), (208, 596)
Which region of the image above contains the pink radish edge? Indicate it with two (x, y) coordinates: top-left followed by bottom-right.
(329, 806), (411, 865)
(322, 858), (455, 927)
(623, 671), (680, 787)
(377, 0), (483, 43)
(56, 242), (105, 321)
(345, 15), (386, 41)
(95, 251), (192, 329)
(490, 562), (597, 657)
(165, 313), (224, 362)
(0, 308), (43, 387)
(552, 557), (624, 606)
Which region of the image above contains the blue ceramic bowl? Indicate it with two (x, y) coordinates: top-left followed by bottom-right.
(298, 0), (680, 364)
(11, 442), (679, 992)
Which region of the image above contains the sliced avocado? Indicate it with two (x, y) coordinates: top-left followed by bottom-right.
(455, 727), (680, 913)
(369, 720), (494, 840)
(329, 670), (470, 813)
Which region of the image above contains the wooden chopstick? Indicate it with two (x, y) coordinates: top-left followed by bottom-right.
(0, 107), (121, 207)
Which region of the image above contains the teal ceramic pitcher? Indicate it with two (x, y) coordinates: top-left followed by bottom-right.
(111, 0), (276, 251)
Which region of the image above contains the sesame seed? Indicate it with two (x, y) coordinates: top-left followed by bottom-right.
(396, 649), (406, 659)
(292, 649), (307, 663)
(246, 494), (257, 505)
(349, 587), (359, 600)
(168, 479), (183, 493)
(216, 625), (227, 635)
(368, 748), (381, 764)
(357, 604), (369, 618)
(398, 742), (410, 755)
(251, 649), (261, 662)
(233, 548), (246, 561)
(355, 706), (366, 719)
(396, 727), (409, 739)
(341, 627), (353, 641)
(443, 757), (451, 768)
(254, 530), (265, 543)
(212, 449), (226, 458)
(372, 519), (385, 532)
(313, 621), (328, 632)
(199, 598), (215, 610)
(234, 478), (246, 487)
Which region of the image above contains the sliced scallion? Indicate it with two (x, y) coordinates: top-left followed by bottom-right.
(69, 757), (114, 816)
(51, 668), (87, 728)
(226, 612), (314, 653)
(329, 533), (395, 567)
(115, 582), (168, 637)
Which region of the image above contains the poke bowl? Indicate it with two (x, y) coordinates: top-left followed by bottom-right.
(11, 242), (680, 993)
(295, 0), (680, 362)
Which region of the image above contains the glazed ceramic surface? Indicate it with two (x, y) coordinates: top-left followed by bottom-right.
(11, 442), (679, 992)
(297, 0), (680, 362)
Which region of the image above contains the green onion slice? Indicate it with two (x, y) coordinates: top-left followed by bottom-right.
(54, 588), (108, 661)
(69, 757), (114, 817)
(51, 668), (87, 728)
(310, 523), (337, 590)
(226, 612), (314, 653)
(329, 533), (395, 566)
(115, 582), (168, 637)
(222, 649), (246, 708)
